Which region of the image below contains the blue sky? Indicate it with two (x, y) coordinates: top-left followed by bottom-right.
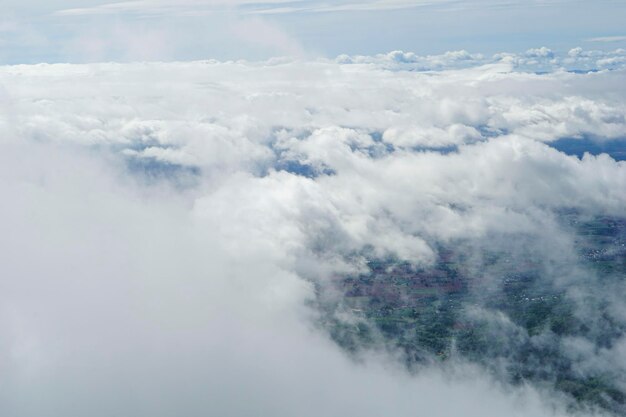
(1, 0), (626, 63)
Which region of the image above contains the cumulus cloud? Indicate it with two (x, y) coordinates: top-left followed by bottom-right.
(0, 126), (576, 417)
(338, 47), (626, 74)
(0, 51), (625, 416)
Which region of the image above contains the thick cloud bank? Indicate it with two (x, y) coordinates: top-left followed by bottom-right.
(0, 50), (625, 416)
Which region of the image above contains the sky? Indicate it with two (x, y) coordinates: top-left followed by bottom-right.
(1, 0), (626, 63)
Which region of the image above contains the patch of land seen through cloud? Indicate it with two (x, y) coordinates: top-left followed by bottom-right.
(0, 49), (625, 416)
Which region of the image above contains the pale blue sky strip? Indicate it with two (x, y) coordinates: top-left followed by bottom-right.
(1, 0), (625, 63)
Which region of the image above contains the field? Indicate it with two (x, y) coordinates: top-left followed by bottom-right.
(318, 214), (626, 413)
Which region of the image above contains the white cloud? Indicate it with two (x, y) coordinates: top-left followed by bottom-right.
(0, 134), (580, 417)
(1, 52), (625, 416)
(586, 35), (626, 43)
(47, 0), (612, 17)
(52, 0), (303, 16)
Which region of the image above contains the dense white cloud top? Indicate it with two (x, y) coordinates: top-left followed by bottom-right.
(0, 53), (625, 416)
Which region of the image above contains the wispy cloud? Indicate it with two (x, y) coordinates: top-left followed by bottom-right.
(53, 0), (575, 17)
(250, 0), (454, 14)
(53, 0), (304, 17)
(585, 35), (626, 43)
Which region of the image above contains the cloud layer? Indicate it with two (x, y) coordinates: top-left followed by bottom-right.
(1, 52), (625, 416)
